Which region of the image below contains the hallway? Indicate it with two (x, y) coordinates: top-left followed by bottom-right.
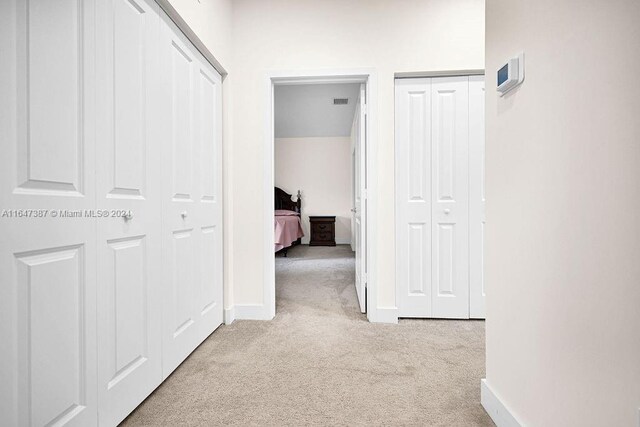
(122, 245), (491, 426)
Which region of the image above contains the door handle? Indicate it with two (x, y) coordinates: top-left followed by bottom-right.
(351, 208), (357, 213)
(181, 211), (188, 219)
(123, 212), (133, 221)
(444, 209), (451, 215)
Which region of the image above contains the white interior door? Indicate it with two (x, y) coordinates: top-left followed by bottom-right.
(160, 13), (223, 378)
(95, 0), (163, 424)
(0, 0), (98, 425)
(354, 84), (367, 313)
(396, 76), (473, 319)
(469, 76), (486, 319)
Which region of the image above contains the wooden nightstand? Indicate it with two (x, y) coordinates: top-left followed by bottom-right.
(308, 216), (336, 246)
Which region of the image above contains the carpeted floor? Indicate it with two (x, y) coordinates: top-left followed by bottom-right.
(121, 245), (493, 426)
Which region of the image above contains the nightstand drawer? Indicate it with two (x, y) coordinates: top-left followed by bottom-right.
(312, 222), (334, 233)
(314, 231), (333, 241)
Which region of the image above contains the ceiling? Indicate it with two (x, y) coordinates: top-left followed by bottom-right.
(275, 83), (360, 138)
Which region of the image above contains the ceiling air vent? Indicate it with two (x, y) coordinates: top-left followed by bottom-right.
(333, 98), (349, 105)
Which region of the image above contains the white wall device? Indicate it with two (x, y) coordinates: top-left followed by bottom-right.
(496, 53), (525, 96)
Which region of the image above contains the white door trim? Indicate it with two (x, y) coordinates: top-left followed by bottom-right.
(263, 68), (381, 322)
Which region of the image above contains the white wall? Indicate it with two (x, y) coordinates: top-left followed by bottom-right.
(275, 137), (352, 245)
(229, 0), (485, 310)
(485, 0), (640, 425)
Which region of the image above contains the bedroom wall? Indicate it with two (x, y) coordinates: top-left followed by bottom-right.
(229, 0), (485, 315)
(485, 0), (640, 425)
(275, 137), (352, 245)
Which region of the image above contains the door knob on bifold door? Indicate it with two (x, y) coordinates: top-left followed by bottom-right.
(351, 208), (357, 213)
(444, 209), (451, 215)
(123, 212), (133, 221)
(181, 211), (188, 219)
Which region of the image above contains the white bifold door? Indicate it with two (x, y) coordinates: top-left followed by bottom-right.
(159, 13), (224, 377)
(0, 0), (224, 425)
(395, 76), (485, 319)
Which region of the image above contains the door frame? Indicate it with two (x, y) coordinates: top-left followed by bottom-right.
(264, 68), (380, 322)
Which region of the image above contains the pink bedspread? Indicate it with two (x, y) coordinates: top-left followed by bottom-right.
(274, 211), (304, 251)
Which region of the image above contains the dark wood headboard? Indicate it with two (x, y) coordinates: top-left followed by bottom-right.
(275, 187), (301, 214)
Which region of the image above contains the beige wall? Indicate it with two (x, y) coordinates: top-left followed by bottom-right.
(229, 0), (485, 309)
(485, 0), (640, 425)
(275, 137), (353, 245)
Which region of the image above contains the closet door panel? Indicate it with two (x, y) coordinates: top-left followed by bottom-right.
(21, 0), (83, 190)
(194, 62), (224, 341)
(0, 0), (98, 425)
(395, 79), (433, 317)
(469, 76), (486, 319)
(430, 77), (469, 319)
(171, 229), (197, 335)
(161, 16), (198, 377)
(95, 0), (162, 425)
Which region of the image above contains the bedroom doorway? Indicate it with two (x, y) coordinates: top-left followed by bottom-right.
(265, 70), (378, 322)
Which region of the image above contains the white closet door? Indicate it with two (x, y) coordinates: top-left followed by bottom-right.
(396, 76), (474, 319)
(396, 78), (433, 317)
(95, 0), (163, 424)
(469, 76), (486, 319)
(159, 14), (223, 378)
(430, 76), (470, 318)
(0, 0), (98, 426)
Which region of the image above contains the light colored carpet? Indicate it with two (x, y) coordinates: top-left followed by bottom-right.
(121, 245), (493, 426)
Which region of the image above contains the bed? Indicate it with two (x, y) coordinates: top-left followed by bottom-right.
(274, 187), (303, 256)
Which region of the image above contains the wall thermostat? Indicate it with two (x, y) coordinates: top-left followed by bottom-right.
(497, 52), (525, 96)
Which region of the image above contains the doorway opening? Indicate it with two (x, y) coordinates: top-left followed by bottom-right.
(264, 70), (379, 322)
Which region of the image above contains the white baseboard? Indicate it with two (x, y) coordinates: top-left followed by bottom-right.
(369, 306), (398, 324)
(224, 307), (235, 325)
(481, 379), (523, 427)
(234, 304), (273, 320)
